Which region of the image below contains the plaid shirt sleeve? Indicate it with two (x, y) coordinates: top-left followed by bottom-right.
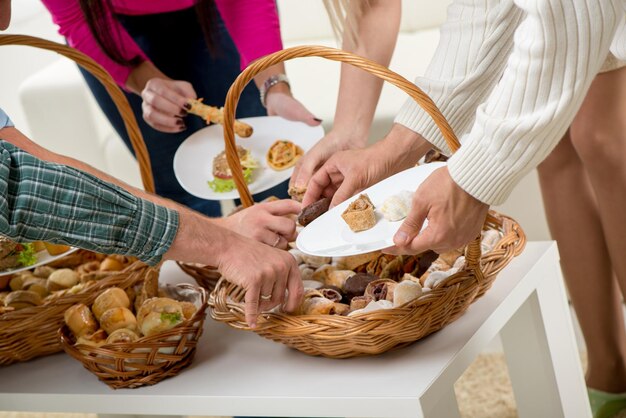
(0, 140), (179, 265)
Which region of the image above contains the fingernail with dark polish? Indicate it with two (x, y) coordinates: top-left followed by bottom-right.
(183, 102), (192, 110)
(313, 118), (322, 122)
(179, 110), (188, 117)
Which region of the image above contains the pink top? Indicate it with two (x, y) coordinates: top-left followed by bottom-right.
(41, 0), (283, 86)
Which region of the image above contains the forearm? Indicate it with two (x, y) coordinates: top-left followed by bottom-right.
(448, 0), (622, 205)
(332, 0), (400, 143)
(0, 137), (178, 264)
(125, 61), (169, 95)
(395, 0), (523, 154)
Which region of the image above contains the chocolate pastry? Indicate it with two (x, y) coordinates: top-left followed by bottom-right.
(343, 273), (379, 300)
(415, 250), (439, 278)
(297, 197), (331, 226)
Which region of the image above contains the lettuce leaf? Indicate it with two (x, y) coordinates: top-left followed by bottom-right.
(17, 243), (37, 267)
(208, 167), (254, 193)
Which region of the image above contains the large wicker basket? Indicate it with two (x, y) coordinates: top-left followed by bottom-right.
(208, 46), (526, 358)
(0, 35), (198, 369)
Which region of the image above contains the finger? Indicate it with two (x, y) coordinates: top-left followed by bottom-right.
(280, 100), (321, 127)
(243, 281), (261, 328)
(302, 166), (333, 206)
(402, 225), (438, 255)
(290, 160), (303, 190)
(330, 179), (361, 208)
(393, 198), (429, 248)
(262, 199), (302, 216)
(293, 153), (323, 190)
(283, 263), (304, 313)
(261, 215), (297, 241)
(148, 80), (194, 110)
(171, 80), (197, 102)
(259, 278), (277, 312)
(142, 89), (185, 116)
(143, 105), (186, 132)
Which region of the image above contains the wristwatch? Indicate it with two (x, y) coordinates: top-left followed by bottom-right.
(259, 74), (290, 108)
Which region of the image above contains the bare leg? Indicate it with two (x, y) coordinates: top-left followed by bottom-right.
(538, 132), (626, 393)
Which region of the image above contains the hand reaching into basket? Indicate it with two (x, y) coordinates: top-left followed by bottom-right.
(138, 76), (196, 133)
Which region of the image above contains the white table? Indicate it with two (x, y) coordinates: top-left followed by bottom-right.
(0, 241), (591, 418)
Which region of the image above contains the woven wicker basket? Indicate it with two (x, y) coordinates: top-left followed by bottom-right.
(0, 34), (205, 377)
(208, 45), (526, 358)
(59, 283), (208, 389)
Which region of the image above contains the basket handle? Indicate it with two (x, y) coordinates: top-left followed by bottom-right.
(223, 45), (483, 272)
(0, 34), (155, 194)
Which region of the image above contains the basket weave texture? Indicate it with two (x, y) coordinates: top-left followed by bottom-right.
(59, 283), (208, 389)
(207, 45), (527, 358)
(0, 252), (153, 365)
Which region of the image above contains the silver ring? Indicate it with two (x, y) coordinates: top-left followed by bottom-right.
(272, 236), (281, 248)
(260, 294), (272, 301)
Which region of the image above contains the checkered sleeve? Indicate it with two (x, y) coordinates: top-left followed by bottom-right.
(0, 141), (179, 265)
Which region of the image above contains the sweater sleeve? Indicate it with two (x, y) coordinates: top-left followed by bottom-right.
(395, 0), (524, 155)
(215, 0), (283, 69)
(41, 0), (148, 87)
(448, 0), (623, 205)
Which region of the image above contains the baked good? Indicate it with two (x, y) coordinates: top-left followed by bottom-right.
(99, 307), (137, 335)
(343, 273), (379, 300)
(187, 98), (253, 138)
(297, 197), (331, 226)
(0, 237), (37, 271)
(266, 140), (304, 171)
(393, 279), (423, 307)
(64, 303), (98, 338)
(208, 145), (258, 193)
(47, 268), (79, 291)
(4, 290), (42, 310)
(334, 251), (380, 271)
(380, 191), (413, 222)
(288, 185), (306, 202)
(136, 297), (185, 337)
(105, 328), (140, 344)
(92, 287), (131, 320)
(341, 194), (376, 232)
(76, 329), (107, 348)
(364, 279), (397, 302)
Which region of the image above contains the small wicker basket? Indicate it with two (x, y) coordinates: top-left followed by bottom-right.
(59, 283), (208, 389)
(208, 45), (526, 358)
(0, 35), (207, 380)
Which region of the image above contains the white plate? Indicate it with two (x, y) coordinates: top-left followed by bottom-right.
(0, 247), (79, 277)
(174, 116), (324, 200)
(296, 162), (446, 257)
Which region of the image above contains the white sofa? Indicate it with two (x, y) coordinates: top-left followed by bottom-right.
(18, 0), (550, 240)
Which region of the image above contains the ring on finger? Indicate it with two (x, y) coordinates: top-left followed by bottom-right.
(260, 294), (272, 301)
(272, 235), (282, 248)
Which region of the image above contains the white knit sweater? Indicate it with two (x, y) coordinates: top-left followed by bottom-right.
(395, 0), (626, 205)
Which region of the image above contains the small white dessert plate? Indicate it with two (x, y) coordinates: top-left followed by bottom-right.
(296, 162), (446, 257)
(174, 116), (324, 200)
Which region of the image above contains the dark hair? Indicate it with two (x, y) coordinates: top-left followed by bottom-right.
(78, 0), (219, 67)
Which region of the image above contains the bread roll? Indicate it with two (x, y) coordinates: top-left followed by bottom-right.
(137, 297), (184, 337)
(47, 268), (79, 291)
(100, 307), (137, 335)
(92, 287), (130, 320)
(105, 328), (140, 344)
(64, 303), (98, 338)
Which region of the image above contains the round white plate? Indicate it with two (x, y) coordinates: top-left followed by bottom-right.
(174, 116), (324, 200)
(0, 246), (79, 277)
(296, 162), (446, 257)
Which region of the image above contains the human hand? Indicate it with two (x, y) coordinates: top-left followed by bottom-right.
(265, 88), (321, 127)
(220, 199), (301, 250)
(217, 234), (303, 328)
(290, 130), (367, 193)
(302, 124), (431, 207)
(141, 78), (196, 133)
(386, 166), (489, 255)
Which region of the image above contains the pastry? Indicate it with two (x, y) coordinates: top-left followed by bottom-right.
(349, 295), (372, 311)
(424, 148), (449, 163)
(333, 303), (351, 316)
(393, 279), (423, 307)
(75, 329), (107, 348)
(179, 301), (198, 320)
(288, 185), (306, 202)
(380, 190), (413, 221)
(266, 140), (304, 171)
(47, 268), (79, 291)
(105, 328), (140, 344)
(348, 300), (393, 316)
(319, 287), (342, 303)
(301, 254), (332, 269)
(343, 273), (379, 300)
(334, 251), (380, 271)
(341, 194), (376, 232)
(324, 270), (354, 289)
(92, 287), (131, 320)
(364, 279), (397, 302)
(137, 297), (185, 337)
(297, 197), (331, 226)
(99, 256), (125, 271)
(33, 266), (55, 278)
(43, 242), (71, 256)
(4, 290), (42, 310)
(99, 307), (137, 335)
(187, 98), (253, 137)
(311, 264), (335, 282)
(64, 303), (98, 338)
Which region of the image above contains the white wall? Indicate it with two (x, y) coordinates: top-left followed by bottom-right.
(0, 0), (61, 135)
